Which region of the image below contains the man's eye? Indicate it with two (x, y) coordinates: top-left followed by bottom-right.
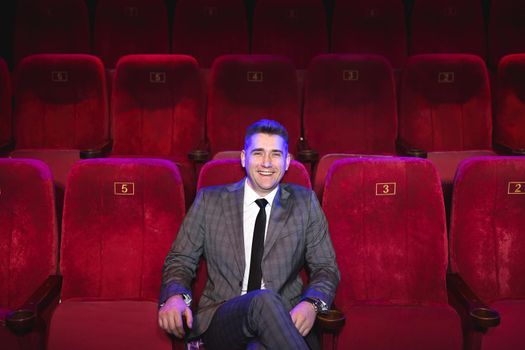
(272, 152), (282, 158)
(252, 151), (263, 156)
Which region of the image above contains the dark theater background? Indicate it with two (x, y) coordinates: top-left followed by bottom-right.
(1, 1), (524, 350)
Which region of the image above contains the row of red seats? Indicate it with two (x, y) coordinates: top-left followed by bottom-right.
(1, 155), (523, 349)
(9, 0), (525, 68)
(1, 52), (524, 207)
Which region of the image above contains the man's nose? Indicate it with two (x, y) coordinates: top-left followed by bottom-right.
(261, 154), (272, 166)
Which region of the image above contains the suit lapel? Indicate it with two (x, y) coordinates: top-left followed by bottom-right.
(263, 184), (293, 260)
(222, 180), (246, 278)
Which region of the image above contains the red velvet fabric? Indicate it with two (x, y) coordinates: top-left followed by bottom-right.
(0, 326), (45, 350)
(13, 0), (90, 64)
(0, 58), (11, 147)
(60, 159), (185, 300)
(111, 54), (205, 158)
(14, 54), (109, 150)
(303, 54), (397, 157)
(342, 303), (462, 350)
(410, 0), (485, 58)
(172, 0), (249, 68)
(313, 153), (393, 201)
(331, 0), (407, 69)
(323, 157), (460, 349)
(207, 55), (300, 155)
(494, 54), (525, 150)
(94, 0), (169, 68)
(0, 159), (57, 309)
(488, 1), (525, 67)
(481, 300), (525, 350)
(251, 0), (328, 69)
(450, 157), (525, 303)
(111, 54), (205, 208)
(47, 300), (172, 350)
(399, 54), (492, 152)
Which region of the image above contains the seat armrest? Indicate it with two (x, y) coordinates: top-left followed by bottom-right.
(188, 149), (210, 163)
(0, 139), (15, 156)
(316, 309), (345, 334)
(296, 137), (319, 163)
(188, 140), (210, 163)
(493, 142), (525, 156)
(396, 140), (427, 158)
(447, 273), (500, 331)
(80, 140), (113, 159)
(6, 275), (62, 334)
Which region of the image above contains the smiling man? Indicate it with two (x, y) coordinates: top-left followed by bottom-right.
(158, 119), (339, 349)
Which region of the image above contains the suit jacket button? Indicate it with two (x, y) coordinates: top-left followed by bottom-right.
(239, 280), (242, 287)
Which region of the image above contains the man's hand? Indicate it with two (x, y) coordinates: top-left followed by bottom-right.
(290, 301), (317, 336)
(158, 295), (193, 338)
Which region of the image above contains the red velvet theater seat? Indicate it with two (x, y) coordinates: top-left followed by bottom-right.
(11, 54), (109, 191)
(494, 54), (525, 155)
(111, 54), (206, 207)
(398, 54), (495, 197)
(302, 54), (397, 158)
(323, 157), (462, 350)
(172, 0), (249, 68)
(207, 54), (300, 157)
(47, 158), (184, 350)
(488, 0), (525, 67)
(13, 0), (90, 64)
(410, 0), (485, 59)
(313, 153), (392, 201)
(449, 157), (525, 350)
(0, 57), (11, 152)
(251, 0), (328, 69)
(0, 159), (59, 350)
(331, 0), (407, 69)
(94, 0), (169, 69)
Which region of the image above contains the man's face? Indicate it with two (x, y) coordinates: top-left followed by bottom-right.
(241, 133), (291, 197)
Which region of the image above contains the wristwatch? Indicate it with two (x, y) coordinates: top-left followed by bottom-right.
(302, 297), (328, 314)
(179, 293), (192, 307)
(159, 293), (192, 308)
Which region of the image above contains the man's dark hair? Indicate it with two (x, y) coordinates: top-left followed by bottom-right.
(244, 119), (289, 150)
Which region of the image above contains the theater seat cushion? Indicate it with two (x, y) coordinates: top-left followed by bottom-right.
(48, 300), (172, 350)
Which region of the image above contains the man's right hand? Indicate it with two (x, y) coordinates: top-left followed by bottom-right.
(158, 294), (193, 338)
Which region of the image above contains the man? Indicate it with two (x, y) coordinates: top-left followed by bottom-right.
(158, 119), (339, 349)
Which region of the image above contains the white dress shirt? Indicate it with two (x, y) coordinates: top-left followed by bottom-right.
(241, 179), (278, 295)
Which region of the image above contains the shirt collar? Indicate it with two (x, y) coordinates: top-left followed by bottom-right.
(244, 178), (278, 207)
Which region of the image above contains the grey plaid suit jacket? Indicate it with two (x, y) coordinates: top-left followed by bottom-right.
(160, 179), (340, 338)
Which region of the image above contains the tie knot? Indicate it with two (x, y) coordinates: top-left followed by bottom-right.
(255, 198), (268, 209)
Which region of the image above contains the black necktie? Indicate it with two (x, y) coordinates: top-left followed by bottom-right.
(247, 198), (268, 292)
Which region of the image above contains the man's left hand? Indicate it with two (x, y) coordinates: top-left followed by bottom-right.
(290, 301), (317, 336)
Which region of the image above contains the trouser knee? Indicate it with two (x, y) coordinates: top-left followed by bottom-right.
(248, 289), (286, 315)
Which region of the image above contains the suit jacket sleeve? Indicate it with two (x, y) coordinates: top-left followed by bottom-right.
(159, 189), (207, 304)
(301, 190), (340, 307)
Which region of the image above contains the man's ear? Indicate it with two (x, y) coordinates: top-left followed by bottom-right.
(285, 153), (291, 171)
(240, 150), (246, 168)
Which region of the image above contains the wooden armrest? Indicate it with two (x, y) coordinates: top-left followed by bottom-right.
(188, 139), (210, 163)
(447, 273), (500, 331)
(493, 142), (525, 156)
(6, 275), (62, 334)
(296, 137), (319, 163)
(80, 140), (113, 159)
(316, 309), (345, 334)
(396, 140), (427, 158)
(0, 139), (15, 155)
(188, 149), (210, 163)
